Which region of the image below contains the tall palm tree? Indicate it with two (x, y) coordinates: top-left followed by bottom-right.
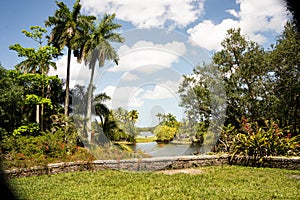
(75, 13), (124, 135)
(45, 0), (95, 116)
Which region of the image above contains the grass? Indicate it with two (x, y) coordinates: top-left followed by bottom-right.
(135, 136), (157, 143)
(9, 165), (300, 200)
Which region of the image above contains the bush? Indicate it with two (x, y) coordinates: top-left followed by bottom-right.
(216, 119), (299, 161)
(1, 135), (46, 157)
(12, 123), (40, 137)
(1, 114), (79, 164)
(153, 125), (177, 142)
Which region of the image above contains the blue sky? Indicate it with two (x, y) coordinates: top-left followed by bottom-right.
(0, 0), (290, 127)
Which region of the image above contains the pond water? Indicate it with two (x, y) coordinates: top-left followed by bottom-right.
(133, 142), (202, 157)
(134, 132), (211, 157)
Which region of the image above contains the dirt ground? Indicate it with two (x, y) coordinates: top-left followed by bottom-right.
(156, 168), (205, 175)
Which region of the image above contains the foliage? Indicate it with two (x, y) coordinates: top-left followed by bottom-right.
(267, 22), (300, 136)
(156, 113), (179, 128)
(0, 67), (24, 136)
(45, 0), (96, 116)
(216, 119), (300, 161)
(77, 13), (124, 132)
(25, 94), (53, 109)
(179, 22), (300, 144)
(70, 84), (87, 115)
(213, 28), (267, 127)
(1, 114), (80, 169)
(9, 166), (300, 200)
(113, 107), (139, 139)
(178, 63), (226, 143)
(12, 123), (40, 137)
(153, 125), (177, 141)
(9, 26), (58, 74)
(93, 95), (135, 143)
(152, 113), (180, 142)
(0, 67), (63, 135)
(136, 127), (154, 132)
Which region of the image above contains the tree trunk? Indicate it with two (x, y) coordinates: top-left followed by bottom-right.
(41, 68), (45, 132)
(36, 105), (40, 124)
(64, 48), (71, 116)
(86, 65), (95, 142)
(41, 104), (44, 132)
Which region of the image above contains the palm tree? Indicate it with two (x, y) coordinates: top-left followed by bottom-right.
(128, 109), (139, 138)
(93, 93), (119, 143)
(45, 0), (95, 116)
(156, 113), (163, 124)
(94, 93), (111, 126)
(75, 13), (124, 135)
(128, 110), (139, 126)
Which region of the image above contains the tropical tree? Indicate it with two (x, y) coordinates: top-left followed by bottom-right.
(9, 26), (58, 131)
(113, 108), (139, 139)
(128, 109), (139, 127)
(9, 26), (58, 74)
(153, 112), (179, 142)
(45, 0), (95, 116)
(157, 113), (178, 128)
(268, 22), (300, 135)
(94, 93), (111, 126)
(70, 84), (87, 115)
(155, 113), (163, 123)
(0, 67), (24, 136)
(213, 28), (267, 127)
(0, 67), (64, 135)
(74, 13), (124, 131)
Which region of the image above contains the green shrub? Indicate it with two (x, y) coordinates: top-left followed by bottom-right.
(12, 123), (40, 137)
(1, 135), (45, 157)
(1, 114), (79, 160)
(216, 119), (299, 161)
(153, 125), (177, 141)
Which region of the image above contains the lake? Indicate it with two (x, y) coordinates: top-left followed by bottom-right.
(134, 132), (211, 157)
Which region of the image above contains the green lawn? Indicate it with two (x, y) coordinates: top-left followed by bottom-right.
(9, 165), (300, 200)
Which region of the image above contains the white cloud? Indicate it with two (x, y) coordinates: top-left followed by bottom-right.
(226, 9), (239, 18)
(238, 0), (288, 34)
(188, 19), (239, 51)
(102, 79), (181, 109)
(81, 0), (204, 28)
(142, 83), (178, 100)
(188, 0), (288, 51)
(103, 85), (144, 108)
(120, 72), (139, 81)
(49, 55), (92, 88)
(108, 40), (186, 72)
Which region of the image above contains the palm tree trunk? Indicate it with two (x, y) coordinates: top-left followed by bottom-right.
(64, 48), (71, 116)
(86, 65), (95, 142)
